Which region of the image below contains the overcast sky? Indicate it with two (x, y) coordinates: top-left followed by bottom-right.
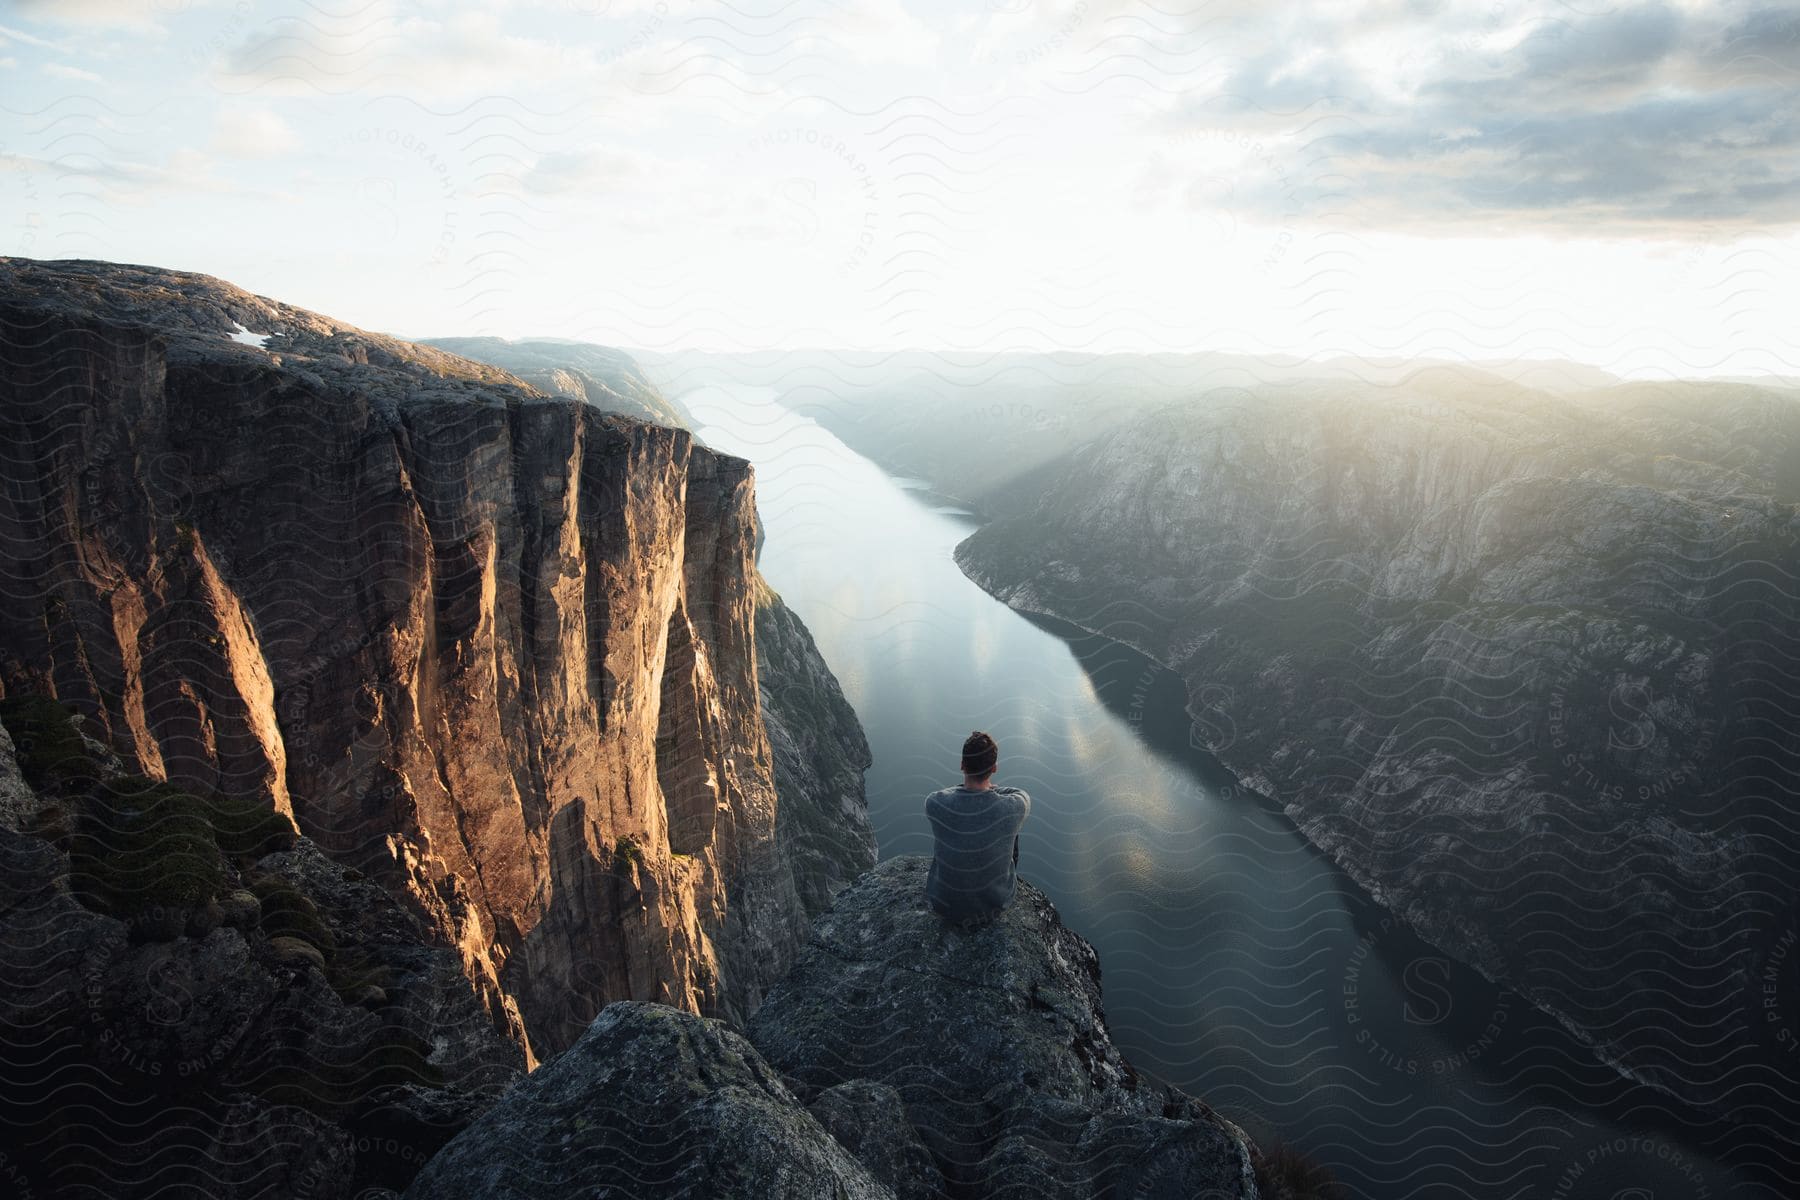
(3, 0), (1796, 377)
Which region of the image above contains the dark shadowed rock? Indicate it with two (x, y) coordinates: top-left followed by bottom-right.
(807, 1080), (944, 1200)
(404, 1000), (893, 1200)
(0, 723), (40, 832)
(0, 702), (524, 1197)
(746, 856), (1258, 1198)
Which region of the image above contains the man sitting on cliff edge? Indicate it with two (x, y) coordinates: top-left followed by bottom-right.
(925, 731), (1031, 928)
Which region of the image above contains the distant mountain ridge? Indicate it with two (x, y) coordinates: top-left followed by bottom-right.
(421, 335), (696, 430)
(626, 349), (1627, 514)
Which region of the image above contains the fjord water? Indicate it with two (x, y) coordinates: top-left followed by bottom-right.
(681, 383), (1756, 1199)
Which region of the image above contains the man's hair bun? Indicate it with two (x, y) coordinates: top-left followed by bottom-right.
(961, 730), (998, 776)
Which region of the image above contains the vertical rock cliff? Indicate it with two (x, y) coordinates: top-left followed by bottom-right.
(0, 258), (874, 1067)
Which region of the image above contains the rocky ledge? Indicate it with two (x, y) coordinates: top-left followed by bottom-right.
(408, 856), (1266, 1199)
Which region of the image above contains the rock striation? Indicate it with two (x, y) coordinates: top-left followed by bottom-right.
(951, 372), (1800, 1123)
(407, 856), (1263, 1199)
(0, 257), (874, 1077)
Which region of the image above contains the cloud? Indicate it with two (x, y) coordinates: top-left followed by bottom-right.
(4, 146), (245, 205)
(0, 21), (71, 50)
(214, 6), (605, 97)
(1150, 0), (1800, 234)
(803, 0), (942, 67)
(42, 62), (103, 82)
(520, 148), (642, 196)
(211, 107), (300, 159)
(8, 0), (185, 31)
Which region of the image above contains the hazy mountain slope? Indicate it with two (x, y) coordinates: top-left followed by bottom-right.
(630, 349), (1622, 512)
(953, 372), (1800, 1125)
(422, 336), (695, 429)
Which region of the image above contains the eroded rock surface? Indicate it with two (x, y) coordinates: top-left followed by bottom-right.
(0, 257), (875, 1072)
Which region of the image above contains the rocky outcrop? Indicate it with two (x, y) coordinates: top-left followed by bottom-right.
(750, 856), (1259, 1198)
(0, 258), (874, 1072)
(405, 1000), (893, 1199)
(951, 372), (1800, 1122)
(407, 856), (1261, 1199)
(0, 697), (525, 1198)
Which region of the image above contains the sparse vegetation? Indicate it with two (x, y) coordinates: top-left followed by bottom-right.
(201, 788), (299, 858)
(1, 693), (297, 920)
(1, 695), (98, 790)
(72, 775), (224, 912)
(613, 834), (644, 873)
(248, 872), (337, 953)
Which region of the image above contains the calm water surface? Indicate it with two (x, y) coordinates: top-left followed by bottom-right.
(683, 383), (1765, 1199)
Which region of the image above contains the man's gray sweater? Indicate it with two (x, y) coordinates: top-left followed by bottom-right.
(924, 784), (1031, 923)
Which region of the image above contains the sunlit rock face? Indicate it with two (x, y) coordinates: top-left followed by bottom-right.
(0, 257), (874, 1065)
(955, 371), (1800, 1121)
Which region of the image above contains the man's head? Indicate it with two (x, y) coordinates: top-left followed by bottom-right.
(961, 730), (998, 782)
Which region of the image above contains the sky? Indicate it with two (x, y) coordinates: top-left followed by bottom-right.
(2, 0), (1797, 378)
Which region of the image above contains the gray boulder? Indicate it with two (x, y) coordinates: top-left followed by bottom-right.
(404, 1000), (893, 1199)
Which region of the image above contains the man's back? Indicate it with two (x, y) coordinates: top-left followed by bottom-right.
(924, 784), (1031, 923)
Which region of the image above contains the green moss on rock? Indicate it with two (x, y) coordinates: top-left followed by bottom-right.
(0, 695), (98, 791)
(249, 873), (338, 954)
(71, 775), (225, 914)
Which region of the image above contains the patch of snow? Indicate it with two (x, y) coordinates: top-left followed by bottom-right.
(228, 322), (272, 349)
